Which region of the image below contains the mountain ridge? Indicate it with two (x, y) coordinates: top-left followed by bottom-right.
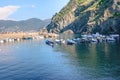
(0, 18), (51, 33)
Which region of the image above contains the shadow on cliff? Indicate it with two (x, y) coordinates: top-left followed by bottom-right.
(61, 11), (91, 34)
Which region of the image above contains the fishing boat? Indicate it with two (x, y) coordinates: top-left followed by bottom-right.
(66, 39), (76, 45)
(55, 39), (65, 44)
(45, 39), (54, 46)
(22, 37), (33, 40)
(106, 36), (115, 41)
(73, 38), (81, 43)
(0, 40), (4, 43)
(91, 38), (98, 42)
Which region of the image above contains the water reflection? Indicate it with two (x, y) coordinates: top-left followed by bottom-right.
(54, 34), (120, 79)
(55, 42), (120, 79)
(0, 36), (119, 80)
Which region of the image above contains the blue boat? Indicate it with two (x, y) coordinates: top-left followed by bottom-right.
(22, 37), (33, 40)
(73, 38), (81, 43)
(66, 39), (76, 45)
(45, 40), (54, 46)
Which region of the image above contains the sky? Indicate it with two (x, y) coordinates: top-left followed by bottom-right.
(0, 0), (69, 20)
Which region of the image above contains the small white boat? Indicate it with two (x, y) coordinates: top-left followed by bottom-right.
(55, 39), (62, 44)
(0, 40), (4, 43)
(110, 34), (119, 38)
(39, 36), (44, 39)
(17, 38), (20, 41)
(91, 38), (98, 42)
(73, 38), (81, 43)
(81, 34), (87, 38)
(8, 38), (14, 42)
(55, 39), (65, 44)
(106, 37), (115, 41)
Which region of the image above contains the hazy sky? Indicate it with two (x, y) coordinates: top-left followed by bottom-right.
(0, 0), (69, 20)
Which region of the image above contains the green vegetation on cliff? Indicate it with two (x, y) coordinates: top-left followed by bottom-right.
(47, 0), (120, 34)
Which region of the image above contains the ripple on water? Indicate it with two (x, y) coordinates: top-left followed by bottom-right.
(0, 40), (119, 80)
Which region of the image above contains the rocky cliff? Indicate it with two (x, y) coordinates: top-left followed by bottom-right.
(47, 0), (120, 34)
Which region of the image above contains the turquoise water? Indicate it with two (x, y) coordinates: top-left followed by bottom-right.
(0, 40), (120, 80)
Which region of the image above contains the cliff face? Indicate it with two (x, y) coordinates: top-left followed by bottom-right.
(47, 0), (120, 34)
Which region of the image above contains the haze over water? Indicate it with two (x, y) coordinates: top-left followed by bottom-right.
(0, 39), (120, 80)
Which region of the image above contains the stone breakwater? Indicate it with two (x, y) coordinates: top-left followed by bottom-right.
(0, 32), (59, 43)
(0, 32), (39, 39)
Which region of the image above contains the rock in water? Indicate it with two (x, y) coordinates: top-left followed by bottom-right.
(63, 30), (74, 34)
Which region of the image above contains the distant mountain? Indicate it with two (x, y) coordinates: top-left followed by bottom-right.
(47, 0), (120, 34)
(0, 18), (51, 33)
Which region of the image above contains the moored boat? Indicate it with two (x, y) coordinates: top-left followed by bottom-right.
(22, 37), (33, 40)
(91, 38), (98, 42)
(55, 39), (65, 44)
(66, 39), (76, 45)
(45, 39), (54, 46)
(106, 36), (115, 41)
(0, 40), (4, 43)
